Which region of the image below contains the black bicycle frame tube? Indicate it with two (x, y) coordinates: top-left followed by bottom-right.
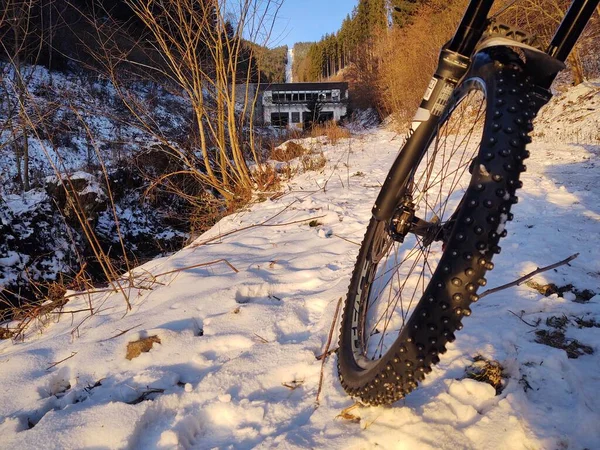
(372, 49), (471, 221)
(449, 0), (496, 56)
(547, 0), (600, 62)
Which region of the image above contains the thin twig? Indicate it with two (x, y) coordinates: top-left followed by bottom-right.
(333, 234), (361, 246)
(253, 333), (269, 344)
(478, 253), (579, 300)
(507, 310), (541, 327)
(50, 308), (95, 315)
(63, 288), (118, 300)
(46, 352), (77, 371)
(153, 259), (239, 277)
(316, 347), (338, 361)
(316, 297), (343, 404)
(192, 214), (327, 248)
(100, 324), (143, 342)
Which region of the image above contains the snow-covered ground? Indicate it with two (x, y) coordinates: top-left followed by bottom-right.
(1, 85), (599, 449)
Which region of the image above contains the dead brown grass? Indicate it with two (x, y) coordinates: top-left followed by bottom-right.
(301, 152), (327, 172)
(310, 121), (351, 145)
(535, 329), (594, 359)
(465, 356), (505, 394)
(270, 141), (308, 162)
(374, 0), (467, 123)
(126, 335), (161, 360)
(253, 164), (282, 192)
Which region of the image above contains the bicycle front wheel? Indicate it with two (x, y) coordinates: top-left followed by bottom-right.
(338, 54), (533, 406)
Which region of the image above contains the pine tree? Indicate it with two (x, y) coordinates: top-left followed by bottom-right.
(390, 0), (421, 28)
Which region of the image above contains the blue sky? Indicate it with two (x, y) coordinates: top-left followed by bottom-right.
(269, 1), (358, 48)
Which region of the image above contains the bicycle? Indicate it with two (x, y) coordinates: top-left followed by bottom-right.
(337, 0), (599, 406)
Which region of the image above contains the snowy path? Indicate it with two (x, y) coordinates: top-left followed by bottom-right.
(1, 129), (600, 449)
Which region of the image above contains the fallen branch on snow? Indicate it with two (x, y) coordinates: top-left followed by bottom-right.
(46, 352), (77, 371)
(316, 297), (343, 405)
(478, 253), (579, 300)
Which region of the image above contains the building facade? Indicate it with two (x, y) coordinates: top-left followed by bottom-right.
(261, 82), (349, 128)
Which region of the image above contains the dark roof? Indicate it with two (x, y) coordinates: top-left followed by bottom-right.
(262, 82), (348, 92)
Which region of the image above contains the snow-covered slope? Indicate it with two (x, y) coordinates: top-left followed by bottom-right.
(1, 88), (600, 449)
(535, 80), (600, 144)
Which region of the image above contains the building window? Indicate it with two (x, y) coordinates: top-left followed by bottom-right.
(291, 112), (300, 123)
(320, 111), (334, 122)
(271, 112), (289, 127)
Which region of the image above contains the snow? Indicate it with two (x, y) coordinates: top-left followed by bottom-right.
(535, 80), (600, 144)
(0, 251), (28, 268)
(4, 190), (49, 215)
(0, 63), (188, 192)
(1, 84), (600, 449)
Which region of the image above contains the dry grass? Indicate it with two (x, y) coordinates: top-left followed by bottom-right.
(373, 0), (467, 123)
(270, 141), (308, 162)
(301, 151), (327, 172)
(535, 329), (594, 359)
(573, 316), (600, 329)
(546, 314), (569, 329)
(188, 195), (228, 239)
(267, 139), (327, 177)
(253, 164), (282, 193)
(0, 327), (16, 340)
(310, 121), (351, 145)
(465, 356), (505, 394)
(126, 335), (161, 360)
(526, 280), (596, 302)
(6, 294), (71, 341)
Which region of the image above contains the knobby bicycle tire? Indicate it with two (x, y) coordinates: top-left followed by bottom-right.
(338, 52), (534, 406)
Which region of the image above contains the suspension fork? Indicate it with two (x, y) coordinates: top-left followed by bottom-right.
(542, 0), (600, 88)
(372, 0), (495, 221)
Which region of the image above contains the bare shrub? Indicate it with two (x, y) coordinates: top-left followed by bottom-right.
(497, 0), (600, 83)
(374, 0), (467, 124)
(85, 0), (283, 207)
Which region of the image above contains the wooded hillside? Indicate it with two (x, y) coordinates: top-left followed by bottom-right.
(293, 0), (600, 121)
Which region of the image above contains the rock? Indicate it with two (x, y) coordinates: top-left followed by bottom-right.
(45, 171), (107, 227)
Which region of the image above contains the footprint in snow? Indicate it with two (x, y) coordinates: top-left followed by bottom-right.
(235, 284), (282, 304)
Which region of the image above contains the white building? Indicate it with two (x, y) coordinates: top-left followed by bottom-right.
(261, 82), (349, 128)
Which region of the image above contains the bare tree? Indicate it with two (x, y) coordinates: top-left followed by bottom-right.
(0, 0), (58, 191)
(500, 0), (600, 84)
(83, 0), (283, 205)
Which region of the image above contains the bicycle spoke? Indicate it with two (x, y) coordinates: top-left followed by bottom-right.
(358, 88), (487, 364)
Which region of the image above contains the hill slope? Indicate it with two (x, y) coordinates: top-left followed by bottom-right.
(0, 84), (599, 449)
